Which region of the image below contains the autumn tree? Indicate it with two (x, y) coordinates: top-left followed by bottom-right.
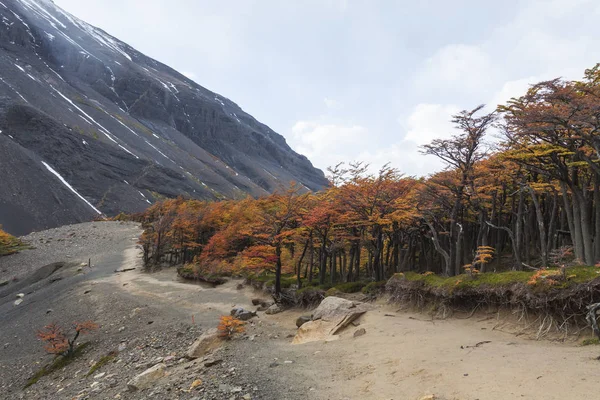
(421, 105), (495, 276)
(37, 321), (98, 357)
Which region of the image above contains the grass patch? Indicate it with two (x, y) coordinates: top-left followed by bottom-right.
(86, 351), (117, 377)
(400, 266), (600, 293)
(362, 280), (387, 295)
(24, 342), (90, 388)
(581, 338), (600, 346)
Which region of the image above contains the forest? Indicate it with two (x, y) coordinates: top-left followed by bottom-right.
(135, 64), (600, 298)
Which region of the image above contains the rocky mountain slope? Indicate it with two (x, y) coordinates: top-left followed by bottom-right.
(0, 0), (327, 235)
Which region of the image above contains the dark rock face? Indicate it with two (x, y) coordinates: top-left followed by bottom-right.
(0, 0), (327, 235)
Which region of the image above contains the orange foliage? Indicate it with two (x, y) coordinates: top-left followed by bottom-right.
(37, 321), (98, 357)
(217, 316), (245, 339)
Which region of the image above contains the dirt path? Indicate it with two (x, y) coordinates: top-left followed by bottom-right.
(2, 222), (600, 400)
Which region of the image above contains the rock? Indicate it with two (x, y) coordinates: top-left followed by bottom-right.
(127, 363), (166, 391)
(230, 307), (257, 321)
(117, 342), (127, 352)
(16, 293), (24, 298)
(353, 328), (367, 337)
(296, 316), (311, 328)
(419, 396), (436, 400)
(0, 280), (8, 287)
(46, 309), (53, 314)
(236, 283), (244, 290)
(265, 304), (283, 315)
(118, 326), (125, 332)
(163, 355), (176, 363)
(204, 357), (223, 367)
(190, 379), (202, 389)
(292, 297), (371, 344)
(13, 299), (22, 306)
(242, 395), (251, 400)
(94, 372), (106, 379)
(251, 299), (262, 306)
(186, 328), (222, 359)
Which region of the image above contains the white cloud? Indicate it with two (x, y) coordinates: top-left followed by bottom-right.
(417, 44), (493, 95)
(402, 103), (460, 146)
(290, 120), (368, 171)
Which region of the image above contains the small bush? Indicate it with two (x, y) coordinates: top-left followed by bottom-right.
(37, 321), (98, 357)
(0, 227), (27, 256)
(217, 316), (245, 339)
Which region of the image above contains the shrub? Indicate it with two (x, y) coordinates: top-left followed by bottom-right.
(217, 316), (245, 339)
(37, 321), (98, 358)
(0, 227), (26, 256)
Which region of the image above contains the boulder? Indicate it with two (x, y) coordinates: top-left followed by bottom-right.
(292, 296), (371, 344)
(186, 328), (222, 359)
(126, 363), (166, 391)
(257, 301), (273, 312)
(265, 304), (283, 315)
(296, 316), (311, 328)
(230, 307), (257, 321)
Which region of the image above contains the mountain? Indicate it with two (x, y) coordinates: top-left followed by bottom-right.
(0, 0), (327, 235)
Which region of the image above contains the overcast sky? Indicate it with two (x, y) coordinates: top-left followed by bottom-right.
(54, 0), (600, 176)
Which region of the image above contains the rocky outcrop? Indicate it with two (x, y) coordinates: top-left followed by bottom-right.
(0, 0), (327, 235)
(292, 297), (371, 344)
(126, 363), (166, 391)
(186, 328), (222, 359)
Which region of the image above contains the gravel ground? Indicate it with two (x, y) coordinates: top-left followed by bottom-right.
(0, 221), (142, 283)
(0, 221), (328, 400)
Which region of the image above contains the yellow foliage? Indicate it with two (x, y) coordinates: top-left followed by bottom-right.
(217, 316), (245, 339)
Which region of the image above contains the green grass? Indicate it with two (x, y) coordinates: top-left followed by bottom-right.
(86, 352), (117, 377)
(581, 338), (600, 346)
(399, 266), (600, 292)
(24, 342), (90, 388)
(362, 280), (387, 295)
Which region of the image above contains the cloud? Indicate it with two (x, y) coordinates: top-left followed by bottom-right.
(416, 44), (493, 96)
(290, 120), (368, 171)
(402, 103), (461, 146)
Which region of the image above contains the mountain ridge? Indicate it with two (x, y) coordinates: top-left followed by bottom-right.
(0, 0), (327, 235)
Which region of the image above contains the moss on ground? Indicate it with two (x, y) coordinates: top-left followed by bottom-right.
(25, 342), (90, 388)
(399, 266), (600, 293)
(86, 352), (117, 377)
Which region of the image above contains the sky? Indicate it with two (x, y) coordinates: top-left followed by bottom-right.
(54, 0), (600, 177)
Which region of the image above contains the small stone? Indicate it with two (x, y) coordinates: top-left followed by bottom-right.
(190, 379), (202, 389)
(16, 293), (24, 298)
(117, 343), (127, 352)
(94, 372), (106, 379)
(46, 309), (53, 314)
(118, 326), (125, 332)
(353, 328), (367, 338)
(284, 360), (294, 364)
(242, 395), (251, 400)
(14, 299), (23, 306)
(419, 396), (436, 400)
(251, 299), (261, 306)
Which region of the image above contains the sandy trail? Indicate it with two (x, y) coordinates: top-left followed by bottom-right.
(286, 305), (600, 400)
(105, 250), (600, 400)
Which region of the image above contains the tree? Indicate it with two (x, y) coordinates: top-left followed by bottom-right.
(421, 105), (495, 275)
(37, 321), (98, 357)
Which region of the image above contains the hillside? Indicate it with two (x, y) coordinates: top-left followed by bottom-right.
(0, 0), (327, 235)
